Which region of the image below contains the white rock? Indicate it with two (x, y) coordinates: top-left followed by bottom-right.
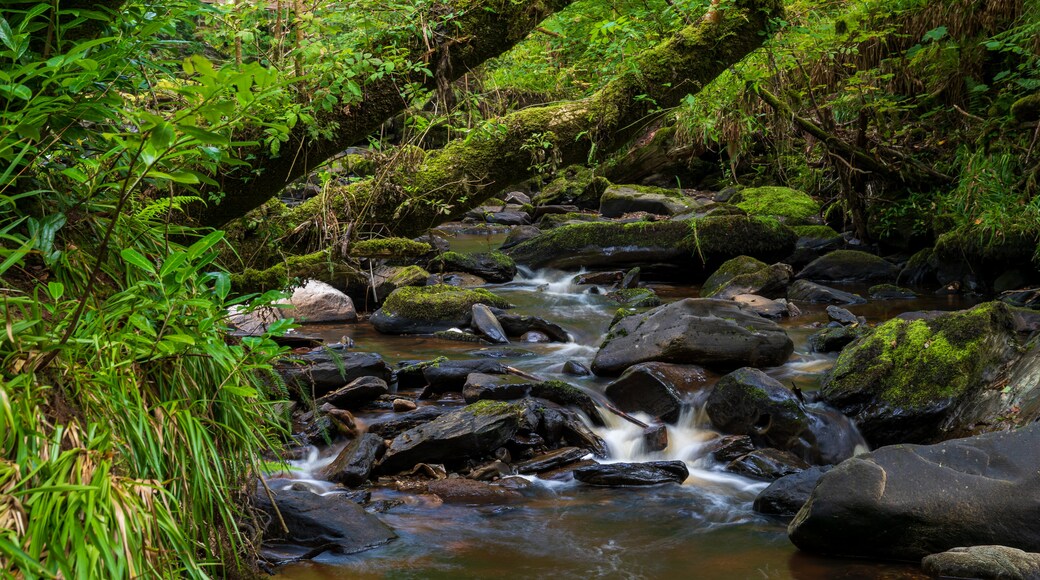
(281, 280), (358, 323)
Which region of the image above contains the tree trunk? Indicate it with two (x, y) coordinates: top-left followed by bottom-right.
(281, 0), (784, 239)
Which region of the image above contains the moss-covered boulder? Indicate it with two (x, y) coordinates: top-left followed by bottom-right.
(534, 165), (611, 209)
(606, 287), (662, 308)
(369, 264), (429, 304)
(599, 184), (695, 218)
(733, 186), (820, 225)
(506, 216), (797, 271)
(821, 302), (1020, 446)
(352, 237), (432, 259)
(700, 256), (793, 299)
(370, 285), (512, 335)
(428, 251), (517, 283)
(797, 250), (899, 283)
(934, 223), (1040, 279)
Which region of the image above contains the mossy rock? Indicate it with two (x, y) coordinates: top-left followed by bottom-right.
(606, 287), (662, 308)
(370, 285), (512, 335)
(352, 237), (432, 259)
(231, 250), (366, 294)
(428, 251), (517, 283)
(599, 184), (694, 218)
(791, 225), (841, 240)
(934, 224), (1040, 275)
(733, 186), (820, 225)
(868, 284), (916, 300)
(700, 256), (766, 297)
(797, 250), (899, 283)
(536, 212), (603, 229)
(535, 165), (611, 209)
(821, 302), (1019, 446)
(1011, 92), (1040, 123)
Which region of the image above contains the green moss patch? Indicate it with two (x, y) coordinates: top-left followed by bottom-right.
(381, 284), (512, 321)
(734, 186), (820, 224)
(352, 237), (432, 259)
(607, 287), (662, 308)
(791, 225), (841, 239)
(701, 256), (768, 297)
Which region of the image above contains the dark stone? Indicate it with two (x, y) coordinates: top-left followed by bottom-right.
(797, 250), (898, 283)
(421, 359), (507, 395)
(620, 267), (641, 289)
(366, 406), (448, 439)
(752, 465), (831, 517)
(642, 424), (669, 453)
(592, 299), (794, 376)
(606, 287), (661, 308)
(573, 461), (689, 486)
(789, 425), (1040, 560)
(532, 204), (582, 218)
(922, 546), (1040, 580)
(428, 251), (517, 283)
(427, 478), (524, 503)
(315, 376), (389, 410)
(786, 280), (866, 305)
(705, 368), (815, 457)
(500, 225), (542, 249)
(255, 487), (396, 560)
(489, 308), (571, 342)
(732, 294), (790, 319)
(515, 447), (590, 474)
(604, 362), (709, 423)
(278, 347), (392, 399)
(807, 326), (863, 353)
(529, 380), (605, 426)
(573, 271), (625, 286)
(483, 211), (531, 226)
(868, 284), (917, 300)
(825, 305), (858, 325)
(599, 185), (692, 218)
(725, 448), (809, 480)
(471, 304), (509, 344)
(462, 373), (533, 403)
(319, 433), (385, 486)
(703, 435), (756, 463)
(562, 360), (592, 376)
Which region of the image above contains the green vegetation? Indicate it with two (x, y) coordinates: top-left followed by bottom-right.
(352, 237), (433, 258)
(701, 256), (769, 297)
(381, 284), (512, 321)
(733, 186), (820, 224)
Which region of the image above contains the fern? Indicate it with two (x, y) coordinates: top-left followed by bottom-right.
(134, 196), (204, 221)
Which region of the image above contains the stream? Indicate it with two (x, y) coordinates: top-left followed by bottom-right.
(274, 233), (978, 580)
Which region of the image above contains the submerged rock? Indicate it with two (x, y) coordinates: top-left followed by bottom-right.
(592, 299), (794, 376)
(788, 424), (1040, 560)
(573, 461), (689, 486)
(371, 285), (512, 335)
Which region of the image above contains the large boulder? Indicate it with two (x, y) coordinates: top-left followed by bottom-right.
(706, 368), (815, 456)
(785, 225), (844, 267)
(319, 433), (384, 486)
(753, 466), (831, 517)
(599, 184), (694, 218)
(796, 250), (899, 283)
(820, 302), (1020, 446)
(700, 256), (793, 300)
(604, 362), (709, 423)
(733, 186), (820, 224)
(534, 165), (610, 209)
(370, 285), (511, 335)
(788, 425), (1040, 560)
(592, 299), (794, 376)
(506, 216), (796, 271)
(428, 251), (517, 283)
(279, 279), (358, 323)
(315, 376), (389, 409)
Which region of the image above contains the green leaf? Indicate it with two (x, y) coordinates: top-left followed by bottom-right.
(120, 248), (155, 273)
(47, 281), (64, 300)
(0, 17), (15, 50)
(149, 121), (176, 151)
(187, 231), (224, 260)
(222, 384), (259, 398)
(0, 83), (31, 100)
(210, 271), (231, 300)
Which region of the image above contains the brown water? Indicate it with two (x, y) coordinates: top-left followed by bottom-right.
(276, 235), (974, 580)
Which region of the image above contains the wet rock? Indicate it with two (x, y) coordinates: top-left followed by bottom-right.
(279, 347), (392, 399)
(316, 376), (389, 410)
(462, 373), (533, 403)
(592, 299), (794, 376)
(573, 461), (689, 486)
(604, 362), (709, 423)
(535, 165), (610, 209)
(469, 459), (514, 481)
(466, 347), (537, 360)
(620, 267), (641, 289)
(922, 546), (1040, 580)
(378, 400), (527, 474)
(500, 225), (542, 249)
(788, 425), (1040, 560)
(753, 465), (831, 517)
(599, 184), (694, 218)
(279, 279), (358, 323)
(482, 211), (531, 226)
(825, 305), (858, 325)
(807, 326), (864, 353)
(529, 380), (605, 426)
(486, 308), (570, 343)
(255, 487), (396, 561)
(785, 225), (844, 267)
(506, 216), (796, 271)
(515, 447), (590, 474)
(366, 407), (448, 439)
(732, 186), (820, 225)
(642, 424), (669, 453)
(868, 284), (917, 300)
(371, 285), (511, 335)
(705, 368), (815, 457)
(427, 478), (523, 503)
(504, 191), (532, 205)
(368, 265), (430, 303)
(701, 257), (793, 300)
(471, 304), (509, 344)
(821, 302), (1020, 446)
(325, 408), (359, 438)
(428, 251), (517, 283)
(573, 271), (625, 286)
(392, 398), (417, 412)
(432, 329), (484, 343)
(428, 272), (488, 288)
(732, 294), (790, 319)
(703, 435), (755, 463)
(319, 433), (385, 486)
(422, 359), (507, 396)
(725, 448), (809, 480)
(797, 250), (898, 283)
(562, 360), (592, 376)
(786, 280), (866, 305)
(521, 331), (550, 343)
(606, 287), (661, 308)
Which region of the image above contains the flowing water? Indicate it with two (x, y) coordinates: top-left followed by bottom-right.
(275, 235), (978, 579)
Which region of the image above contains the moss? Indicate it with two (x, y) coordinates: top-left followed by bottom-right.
(868, 284), (916, 299)
(381, 284), (512, 321)
(701, 256), (768, 297)
(824, 302), (1016, 408)
(427, 251), (517, 282)
(683, 215), (798, 266)
(466, 399), (522, 417)
(230, 249), (365, 294)
(1011, 92), (1040, 123)
(791, 225), (841, 240)
(433, 330), (485, 343)
(607, 288), (661, 308)
(352, 237), (432, 258)
(537, 165), (610, 207)
(734, 186), (820, 225)
(386, 265), (430, 287)
(934, 223), (1040, 269)
(609, 307), (638, 329)
(537, 211), (602, 229)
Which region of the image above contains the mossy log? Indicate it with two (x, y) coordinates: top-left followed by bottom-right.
(226, 0), (784, 238)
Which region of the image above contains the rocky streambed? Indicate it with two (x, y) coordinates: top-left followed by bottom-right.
(247, 185), (1040, 579)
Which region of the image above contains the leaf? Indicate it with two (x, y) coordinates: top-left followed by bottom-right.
(120, 248), (155, 273)
(148, 121), (176, 151)
(222, 385), (258, 398)
(0, 17), (15, 50)
(0, 83), (31, 100)
(47, 281), (64, 300)
(210, 271), (231, 301)
(187, 231), (224, 260)
(922, 26), (947, 43)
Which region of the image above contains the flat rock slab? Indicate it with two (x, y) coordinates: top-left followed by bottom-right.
(786, 280), (866, 305)
(427, 478), (524, 504)
(574, 461), (689, 486)
(923, 545), (1040, 580)
(278, 348), (391, 399)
